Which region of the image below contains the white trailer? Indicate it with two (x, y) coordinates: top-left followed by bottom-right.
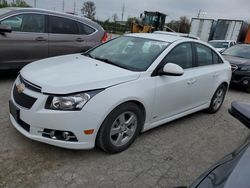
(189, 18), (216, 42)
(213, 19), (248, 42)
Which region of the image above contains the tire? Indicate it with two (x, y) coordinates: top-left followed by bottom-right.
(246, 87), (250, 93)
(206, 84), (227, 114)
(96, 102), (144, 153)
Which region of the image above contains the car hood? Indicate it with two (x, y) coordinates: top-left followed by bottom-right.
(20, 54), (140, 94)
(223, 55), (250, 66)
(215, 48), (226, 52)
(190, 142), (250, 188)
(223, 144), (250, 188)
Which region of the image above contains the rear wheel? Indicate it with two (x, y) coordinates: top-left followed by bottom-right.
(206, 85), (227, 114)
(96, 102), (143, 153)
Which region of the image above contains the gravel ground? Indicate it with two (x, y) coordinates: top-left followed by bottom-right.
(0, 71), (249, 188)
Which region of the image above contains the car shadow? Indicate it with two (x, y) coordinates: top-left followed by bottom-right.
(229, 84), (249, 93)
(0, 70), (19, 81)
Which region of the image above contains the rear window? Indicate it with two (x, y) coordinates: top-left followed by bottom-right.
(78, 22), (95, 35)
(195, 43), (213, 66)
(49, 16), (78, 34)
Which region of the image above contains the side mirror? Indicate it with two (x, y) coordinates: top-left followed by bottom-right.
(0, 24), (12, 33)
(229, 101), (250, 129)
(158, 63), (184, 76)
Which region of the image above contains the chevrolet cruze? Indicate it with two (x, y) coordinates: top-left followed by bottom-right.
(9, 33), (231, 153)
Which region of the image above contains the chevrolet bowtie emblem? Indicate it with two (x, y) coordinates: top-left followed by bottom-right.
(16, 83), (25, 94)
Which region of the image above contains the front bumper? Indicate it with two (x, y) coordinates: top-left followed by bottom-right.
(9, 76), (103, 150)
(231, 71), (250, 88)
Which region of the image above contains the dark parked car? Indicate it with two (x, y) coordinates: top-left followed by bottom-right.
(222, 44), (250, 92)
(188, 101), (250, 188)
(0, 8), (107, 70)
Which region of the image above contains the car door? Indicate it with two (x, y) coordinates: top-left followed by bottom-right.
(48, 15), (90, 57)
(152, 42), (202, 122)
(0, 13), (48, 68)
(192, 43), (224, 105)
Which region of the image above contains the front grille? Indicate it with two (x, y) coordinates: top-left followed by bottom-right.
(20, 75), (42, 93)
(13, 85), (37, 109)
(231, 64), (238, 72)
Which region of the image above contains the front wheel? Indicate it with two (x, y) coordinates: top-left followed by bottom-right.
(96, 102), (143, 153)
(206, 85), (227, 114)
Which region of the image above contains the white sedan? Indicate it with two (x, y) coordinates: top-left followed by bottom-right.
(9, 33), (231, 153)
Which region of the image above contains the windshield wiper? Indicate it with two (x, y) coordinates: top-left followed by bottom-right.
(93, 57), (131, 70)
(84, 53), (94, 58)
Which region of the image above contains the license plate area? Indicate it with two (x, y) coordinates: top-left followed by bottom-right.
(9, 100), (30, 132)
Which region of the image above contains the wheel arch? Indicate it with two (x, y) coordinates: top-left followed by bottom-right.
(95, 99), (147, 143)
(221, 81), (229, 89)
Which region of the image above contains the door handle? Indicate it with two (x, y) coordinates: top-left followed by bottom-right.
(35, 37), (46, 42)
(76, 38), (84, 42)
(187, 78), (196, 85)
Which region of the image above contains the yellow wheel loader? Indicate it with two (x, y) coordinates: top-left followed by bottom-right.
(131, 11), (167, 33)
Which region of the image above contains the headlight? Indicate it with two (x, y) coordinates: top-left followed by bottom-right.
(45, 89), (104, 111)
(240, 66), (250, 71)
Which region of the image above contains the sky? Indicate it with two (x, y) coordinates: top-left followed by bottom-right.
(20, 0), (250, 22)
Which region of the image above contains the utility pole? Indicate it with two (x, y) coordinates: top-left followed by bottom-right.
(34, 0), (37, 8)
(73, 0), (76, 14)
(121, 4), (125, 22)
(197, 9), (201, 18)
(62, 0), (65, 12)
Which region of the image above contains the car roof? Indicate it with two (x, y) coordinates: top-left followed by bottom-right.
(153, 31), (200, 40)
(209, 40), (236, 42)
(0, 7), (103, 31)
(125, 33), (188, 43)
(3, 7), (85, 19)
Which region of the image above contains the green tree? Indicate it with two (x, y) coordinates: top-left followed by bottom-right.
(179, 16), (190, 33)
(81, 1), (96, 20)
(112, 13), (118, 23)
(0, 0), (8, 8)
(166, 16), (190, 33)
(0, 0), (30, 8)
(126, 16), (136, 28)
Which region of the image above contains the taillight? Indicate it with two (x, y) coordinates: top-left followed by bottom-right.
(101, 32), (108, 43)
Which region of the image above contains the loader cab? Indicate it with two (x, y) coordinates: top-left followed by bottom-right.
(143, 11), (166, 31)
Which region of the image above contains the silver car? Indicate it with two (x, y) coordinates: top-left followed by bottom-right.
(0, 8), (106, 70)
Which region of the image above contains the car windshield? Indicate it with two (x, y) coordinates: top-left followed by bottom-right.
(209, 41), (228, 48)
(86, 36), (169, 71)
(222, 45), (250, 59)
(0, 8), (13, 16)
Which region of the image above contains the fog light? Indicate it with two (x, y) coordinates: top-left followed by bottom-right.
(49, 130), (57, 140)
(243, 80), (249, 85)
(40, 129), (78, 142)
(62, 132), (70, 141)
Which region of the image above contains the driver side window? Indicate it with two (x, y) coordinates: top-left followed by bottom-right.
(163, 43), (193, 69)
